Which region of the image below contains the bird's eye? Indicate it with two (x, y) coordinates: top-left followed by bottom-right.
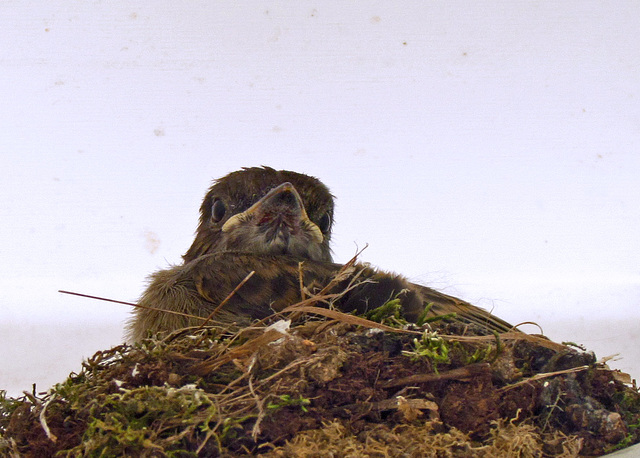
(317, 213), (331, 233)
(211, 199), (226, 223)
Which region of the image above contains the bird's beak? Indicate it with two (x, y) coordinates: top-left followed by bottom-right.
(221, 182), (324, 243)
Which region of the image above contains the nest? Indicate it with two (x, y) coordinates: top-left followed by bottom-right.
(1, 276), (640, 457)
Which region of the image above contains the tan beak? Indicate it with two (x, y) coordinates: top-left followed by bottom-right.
(221, 182), (323, 243)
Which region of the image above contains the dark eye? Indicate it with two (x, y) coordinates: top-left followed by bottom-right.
(211, 199), (226, 223)
(317, 213), (331, 233)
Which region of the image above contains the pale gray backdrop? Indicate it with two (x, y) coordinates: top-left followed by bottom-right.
(1, 2), (638, 396)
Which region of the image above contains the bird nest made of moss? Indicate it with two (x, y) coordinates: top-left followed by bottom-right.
(1, 294), (639, 458)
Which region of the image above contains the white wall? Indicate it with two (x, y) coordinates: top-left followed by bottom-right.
(1, 1), (638, 396)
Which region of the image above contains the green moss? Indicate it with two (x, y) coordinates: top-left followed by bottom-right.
(267, 394), (311, 413)
(66, 385), (217, 456)
(416, 302), (457, 326)
(0, 390), (19, 422)
(364, 297), (407, 326)
(402, 330), (450, 372)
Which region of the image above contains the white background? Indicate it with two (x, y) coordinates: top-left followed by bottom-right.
(1, 2), (638, 397)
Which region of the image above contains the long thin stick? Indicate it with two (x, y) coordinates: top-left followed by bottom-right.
(39, 394), (57, 443)
(197, 270), (255, 330)
(297, 261), (306, 301)
(58, 290), (207, 322)
(191, 270), (256, 348)
(380, 363), (491, 388)
(60, 271), (254, 335)
(58, 290), (138, 307)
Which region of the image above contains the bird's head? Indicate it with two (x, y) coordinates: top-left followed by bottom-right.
(183, 167), (334, 263)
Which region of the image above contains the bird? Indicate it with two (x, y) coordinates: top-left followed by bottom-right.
(127, 167), (515, 342)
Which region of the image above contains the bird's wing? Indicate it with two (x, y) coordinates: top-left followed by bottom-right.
(410, 283), (516, 333)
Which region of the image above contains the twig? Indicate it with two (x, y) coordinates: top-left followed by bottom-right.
(58, 290), (208, 322)
(498, 365), (592, 392)
(197, 271), (256, 330)
(380, 363), (491, 388)
(60, 270), (255, 336)
(196, 398), (225, 455)
(298, 261), (306, 301)
(334, 396), (439, 416)
(191, 270), (256, 347)
(314, 243), (368, 298)
(39, 394), (57, 443)
(249, 376), (265, 441)
(191, 328), (286, 375)
(512, 321), (545, 334)
(442, 332), (568, 352)
(257, 358), (309, 386)
(541, 389), (565, 433)
(280, 305), (421, 334)
(281, 267), (375, 315)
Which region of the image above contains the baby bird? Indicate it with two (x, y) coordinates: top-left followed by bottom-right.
(127, 167), (514, 341)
